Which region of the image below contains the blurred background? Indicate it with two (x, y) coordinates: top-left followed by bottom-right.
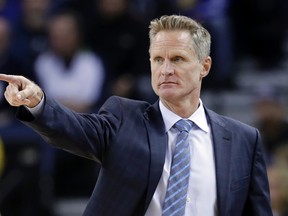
(1, 0), (288, 215)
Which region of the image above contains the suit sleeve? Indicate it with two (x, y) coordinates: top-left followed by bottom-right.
(243, 129), (273, 215)
(16, 95), (122, 163)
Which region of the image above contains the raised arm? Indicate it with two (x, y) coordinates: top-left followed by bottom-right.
(0, 74), (43, 108)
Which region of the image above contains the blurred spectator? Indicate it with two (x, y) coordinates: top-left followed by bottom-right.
(274, 145), (288, 166)
(10, 0), (52, 81)
(253, 86), (288, 162)
(35, 10), (105, 112)
(0, 4), (55, 215)
(0, 16), (19, 115)
(0, 16), (29, 143)
(85, 0), (152, 101)
(0, 0), (21, 26)
(170, 0), (235, 90)
(0, 134), (52, 216)
(267, 162), (288, 216)
(129, 0), (175, 22)
(268, 145), (288, 215)
(34, 10), (102, 198)
(0, 17), (18, 75)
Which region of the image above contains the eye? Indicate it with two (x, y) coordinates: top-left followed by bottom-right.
(172, 56), (183, 62)
(154, 56), (164, 64)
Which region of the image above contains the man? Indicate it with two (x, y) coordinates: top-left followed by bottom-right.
(0, 15), (272, 216)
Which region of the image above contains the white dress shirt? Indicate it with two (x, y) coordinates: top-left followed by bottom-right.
(145, 99), (217, 216)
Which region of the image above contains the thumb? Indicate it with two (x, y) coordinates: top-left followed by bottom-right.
(16, 83), (43, 108)
(16, 91), (31, 106)
(17, 86), (35, 100)
(16, 93), (24, 100)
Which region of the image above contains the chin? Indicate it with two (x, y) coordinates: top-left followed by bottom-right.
(158, 91), (178, 101)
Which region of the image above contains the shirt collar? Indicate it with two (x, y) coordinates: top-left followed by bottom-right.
(159, 99), (209, 133)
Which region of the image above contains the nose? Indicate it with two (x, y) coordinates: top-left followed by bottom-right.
(161, 60), (174, 76)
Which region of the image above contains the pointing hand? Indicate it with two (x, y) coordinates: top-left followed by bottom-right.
(0, 74), (43, 108)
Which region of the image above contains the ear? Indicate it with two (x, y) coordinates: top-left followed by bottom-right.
(200, 56), (212, 78)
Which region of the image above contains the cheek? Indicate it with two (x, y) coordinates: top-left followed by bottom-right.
(151, 71), (157, 89)
(185, 72), (198, 83)
(187, 67), (202, 82)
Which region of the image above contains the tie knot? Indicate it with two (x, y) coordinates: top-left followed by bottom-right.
(173, 119), (193, 132)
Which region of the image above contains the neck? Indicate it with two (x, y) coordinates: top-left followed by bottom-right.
(160, 97), (200, 118)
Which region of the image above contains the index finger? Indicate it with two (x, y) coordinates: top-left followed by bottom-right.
(0, 73), (20, 85)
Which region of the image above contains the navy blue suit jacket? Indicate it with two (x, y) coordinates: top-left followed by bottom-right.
(17, 96), (272, 216)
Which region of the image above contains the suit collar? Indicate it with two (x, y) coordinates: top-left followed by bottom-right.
(159, 99), (209, 133)
(205, 108), (232, 216)
(143, 101), (167, 212)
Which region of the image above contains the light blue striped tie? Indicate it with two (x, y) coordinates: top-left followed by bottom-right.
(162, 119), (193, 216)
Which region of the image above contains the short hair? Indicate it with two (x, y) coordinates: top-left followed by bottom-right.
(149, 15), (211, 61)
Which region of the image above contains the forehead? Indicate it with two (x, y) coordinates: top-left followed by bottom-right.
(150, 30), (194, 54)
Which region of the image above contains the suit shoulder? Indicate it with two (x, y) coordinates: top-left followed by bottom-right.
(206, 108), (258, 133)
(100, 96), (151, 113)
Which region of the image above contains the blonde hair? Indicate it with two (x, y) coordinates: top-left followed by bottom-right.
(149, 15), (211, 61)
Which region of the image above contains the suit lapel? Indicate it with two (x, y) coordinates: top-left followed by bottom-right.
(143, 101), (167, 212)
(142, 105), (233, 214)
(206, 109), (232, 216)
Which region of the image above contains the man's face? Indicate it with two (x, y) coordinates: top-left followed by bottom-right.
(150, 30), (210, 104)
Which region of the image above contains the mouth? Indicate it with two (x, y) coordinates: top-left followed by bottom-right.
(159, 81), (177, 86)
